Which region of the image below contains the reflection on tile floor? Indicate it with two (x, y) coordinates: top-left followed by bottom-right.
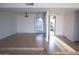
(0, 33), (45, 48)
(0, 33), (78, 55)
(0, 33), (46, 55)
(48, 36), (62, 52)
(48, 35), (78, 54)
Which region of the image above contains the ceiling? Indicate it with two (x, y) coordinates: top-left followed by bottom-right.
(0, 3), (79, 13)
(0, 3), (79, 8)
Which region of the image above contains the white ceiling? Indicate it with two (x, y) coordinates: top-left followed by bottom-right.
(0, 3), (79, 8)
(0, 3), (79, 13)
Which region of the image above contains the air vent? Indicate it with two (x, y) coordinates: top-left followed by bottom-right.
(25, 3), (34, 6)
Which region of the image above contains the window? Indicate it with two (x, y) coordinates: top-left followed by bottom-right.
(35, 17), (44, 33)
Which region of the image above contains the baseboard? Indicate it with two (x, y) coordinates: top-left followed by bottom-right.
(0, 33), (16, 40)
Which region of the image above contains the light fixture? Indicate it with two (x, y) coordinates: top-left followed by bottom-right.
(25, 12), (28, 17)
(25, 3), (34, 6)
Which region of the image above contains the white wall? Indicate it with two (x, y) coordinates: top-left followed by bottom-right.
(63, 11), (75, 41)
(55, 15), (64, 35)
(0, 12), (17, 39)
(50, 10), (76, 41)
(17, 13), (35, 33)
(0, 11), (46, 39)
(74, 10), (79, 41)
(17, 13), (45, 33)
(46, 11), (49, 42)
(50, 11), (64, 36)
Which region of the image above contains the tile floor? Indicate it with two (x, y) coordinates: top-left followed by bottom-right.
(0, 33), (78, 55)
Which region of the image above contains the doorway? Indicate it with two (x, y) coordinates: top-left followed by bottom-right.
(49, 16), (56, 36)
(48, 16), (58, 53)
